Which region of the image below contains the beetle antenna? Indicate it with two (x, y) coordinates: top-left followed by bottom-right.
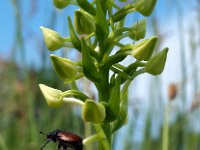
(40, 139), (51, 150)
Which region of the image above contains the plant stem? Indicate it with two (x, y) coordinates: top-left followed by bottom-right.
(70, 81), (78, 90)
(63, 97), (84, 106)
(130, 68), (145, 80)
(111, 66), (132, 80)
(83, 134), (100, 145)
(94, 124), (111, 150)
(162, 103), (169, 150)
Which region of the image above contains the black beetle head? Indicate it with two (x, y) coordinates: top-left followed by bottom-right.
(40, 130), (60, 150)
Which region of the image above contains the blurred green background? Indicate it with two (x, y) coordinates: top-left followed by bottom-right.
(0, 0), (200, 150)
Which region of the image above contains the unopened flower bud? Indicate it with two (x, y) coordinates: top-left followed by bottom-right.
(74, 10), (96, 35)
(39, 84), (63, 107)
(40, 26), (64, 51)
(129, 19), (146, 41)
(131, 36), (158, 61)
(50, 54), (81, 82)
(53, 0), (70, 9)
(81, 100), (105, 123)
(145, 47), (168, 75)
(134, 0), (157, 16)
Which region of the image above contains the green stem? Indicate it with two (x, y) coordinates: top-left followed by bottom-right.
(70, 81), (78, 90)
(97, 68), (110, 102)
(94, 67), (112, 149)
(83, 134), (100, 145)
(85, 33), (95, 41)
(130, 68), (145, 80)
(162, 104), (169, 150)
(113, 63), (126, 70)
(110, 27), (131, 39)
(63, 37), (71, 42)
(84, 123), (93, 150)
(108, 0), (120, 10)
(111, 66), (132, 80)
(62, 90), (89, 102)
(63, 42), (74, 48)
(115, 42), (125, 48)
(70, 0), (78, 5)
(62, 97), (84, 106)
(115, 32), (131, 41)
(94, 124), (111, 150)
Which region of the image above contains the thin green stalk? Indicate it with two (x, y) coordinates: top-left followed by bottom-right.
(63, 42), (74, 48)
(111, 66), (132, 80)
(113, 63), (126, 70)
(130, 68), (145, 80)
(63, 97), (84, 106)
(94, 124), (112, 150)
(83, 134), (100, 145)
(84, 123), (93, 150)
(162, 104), (169, 150)
(70, 81), (79, 90)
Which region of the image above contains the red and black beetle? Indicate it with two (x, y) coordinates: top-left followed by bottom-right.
(40, 130), (83, 150)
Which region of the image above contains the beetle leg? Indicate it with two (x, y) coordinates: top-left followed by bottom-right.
(40, 139), (51, 150)
(57, 143), (62, 150)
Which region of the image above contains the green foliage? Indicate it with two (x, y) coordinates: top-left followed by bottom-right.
(39, 0), (168, 149)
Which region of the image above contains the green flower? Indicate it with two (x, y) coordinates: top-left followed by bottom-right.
(53, 0), (70, 9)
(82, 100), (106, 123)
(74, 10), (96, 35)
(50, 54), (82, 82)
(39, 84), (63, 108)
(40, 26), (64, 51)
(145, 47), (168, 75)
(134, 0), (157, 16)
(131, 36), (158, 61)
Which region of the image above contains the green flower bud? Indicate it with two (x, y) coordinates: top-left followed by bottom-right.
(50, 54), (82, 82)
(39, 84), (63, 107)
(74, 10), (95, 35)
(40, 26), (64, 51)
(131, 36), (158, 61)
(53, 0), (70, 9)
(129, 19), (146, 41)
(134, 0), (157, 16)
(145, 47), (168, 75)
(82, 99), (106, 123)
